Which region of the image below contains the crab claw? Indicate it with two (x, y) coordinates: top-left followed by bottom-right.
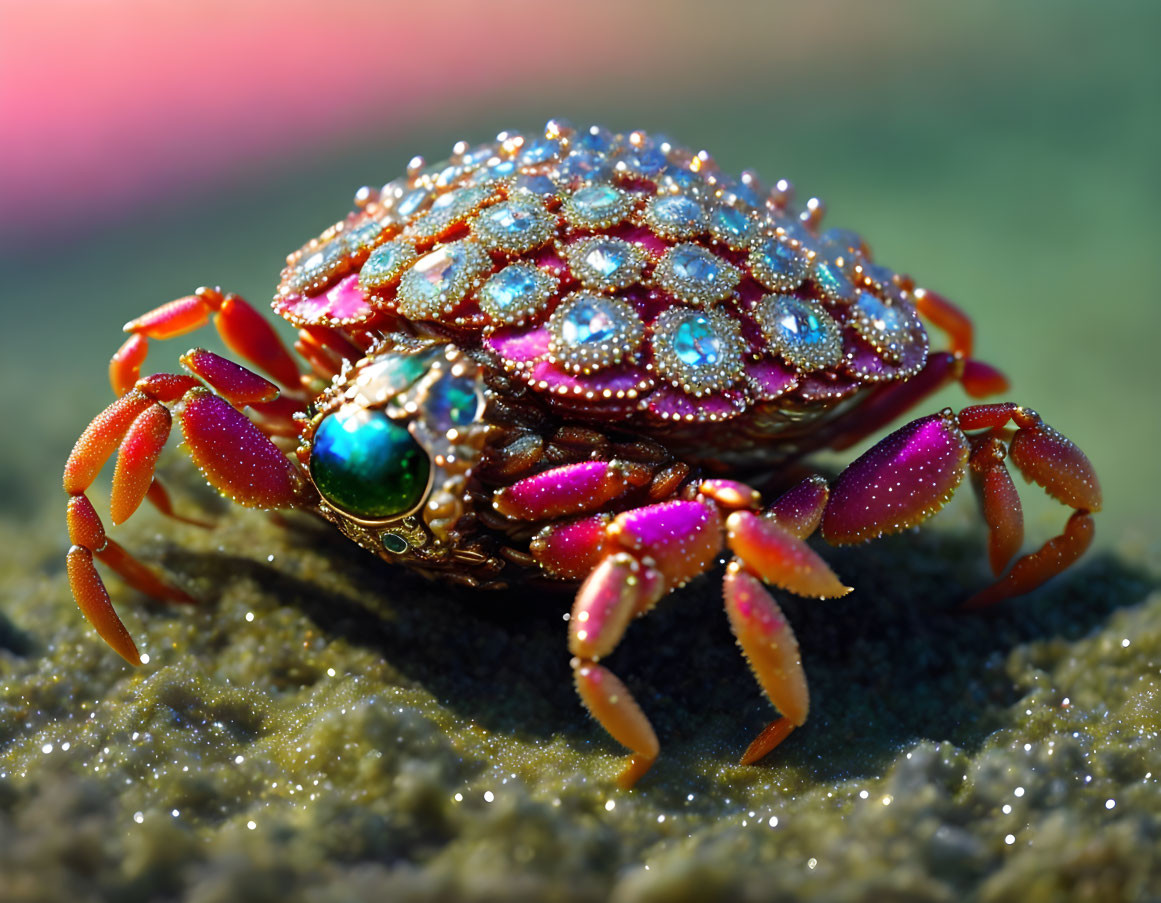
(1009, 417), (1102, 513)
(821, 411), (970, 544)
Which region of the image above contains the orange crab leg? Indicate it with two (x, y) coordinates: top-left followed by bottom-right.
(113, 287), (302, 396)
(913, 287), (974, 358)
(65, 358), (308, 663)
(723, 563), (809, 765)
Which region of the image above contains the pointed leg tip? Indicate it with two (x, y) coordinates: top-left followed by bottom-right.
(739, 717), (798, 766)
(616, 754), (657, 790)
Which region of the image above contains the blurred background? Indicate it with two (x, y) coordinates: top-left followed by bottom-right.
(1, 0), (1157, 553)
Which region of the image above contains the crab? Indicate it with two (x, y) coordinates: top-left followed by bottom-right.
(64, 120), (1101, 788)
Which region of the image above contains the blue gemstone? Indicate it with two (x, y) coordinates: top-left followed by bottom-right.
(673, 314), (723, 367)
(423, 375), (481, 431)
(487, 159), (517, 177)
(480, 265), (545, 314)
(576, 125), (614, 153)
(513, 174), (557, 196)
(760, 296), (842, 371)
(560, 299), (619, 345)
(624, 147), (667, 175)
(360, 241), (415, 289)
(648, 195), (705, 234)
(582, 240), (631, 278)
(397, 187), (432, 218)
(475, 199), (551, 251)
(659, 168), (701, 193)
(813, 259), (856, 301)
(669, 245), (731, 287)
(559, 150), (612, 180)
(519, 138), (560, 165)
(461, 142), (497, 165)
(732, 181), (762, 209)
(710, 205), (752, 245)
(751, 236), (807, 291)
(570, 184), (624, 220)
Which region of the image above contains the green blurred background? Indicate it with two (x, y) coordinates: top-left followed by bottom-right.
(0, 0), (1157, 552)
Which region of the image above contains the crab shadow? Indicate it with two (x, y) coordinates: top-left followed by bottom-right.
(166, 516), (1154, 790)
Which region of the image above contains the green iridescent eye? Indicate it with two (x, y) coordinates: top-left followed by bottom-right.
(310, 406), (430, 520)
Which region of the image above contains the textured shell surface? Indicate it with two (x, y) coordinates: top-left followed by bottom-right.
(275, 120), (930, 467)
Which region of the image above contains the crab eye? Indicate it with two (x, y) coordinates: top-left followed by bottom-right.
(310, 406), (430, 520)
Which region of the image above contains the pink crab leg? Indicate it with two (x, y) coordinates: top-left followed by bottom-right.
(723, 563), (809, 765)
(820, 403), (1099, 603)
(561, 500), (723, 787)
(113, 287), (302, 396)
(766, 476), (830, 540)
(493, 460), (643, 521)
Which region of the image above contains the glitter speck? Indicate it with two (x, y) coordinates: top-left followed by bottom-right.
(247, 820), (257, 830)
(605, 800), (615, 811)
(234, 755), (244, 765)
(768, 816), (779, 827)
(139, 653), (150, 664)
(1002, 804), (1012, 814)
(807, 858), (818, 870)
(484, 790), (495, 803)
(1122, 638), (1131, 647)
(859, 789), (869, 800)
(41, 743), (52, 754)
(1106, 798), (1116, 809)
(133, 812), (144, 824)
(1014, 786), (1025, 798)
(1005, 834), (1016, 845)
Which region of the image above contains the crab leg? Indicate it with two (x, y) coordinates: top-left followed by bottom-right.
(64, 356), (308, 663)
(820, 404), (1100, 604)
(520, 462), (848, 784)
(112, 287), (302, 396)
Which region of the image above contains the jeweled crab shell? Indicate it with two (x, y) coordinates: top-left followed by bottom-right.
(274, 119), (928, 468)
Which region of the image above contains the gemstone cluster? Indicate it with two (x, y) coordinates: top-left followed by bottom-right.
(278, 119), (930, 423)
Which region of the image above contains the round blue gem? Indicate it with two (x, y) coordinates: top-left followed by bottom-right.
(750, 235), (807, 291)
(397, 187), (432, 218)
(479, 265), (546, 315)
(569, 184), (625, 221)
(673, 314), (723, 367)
(561, 299), (618, 345)
(813, 259), (856, 301)
(519, 138), (560, 165)
(423, 375), (481, 431)
(576, 126), (614, 153)
(486, 159), (517, 177)
(513, 174), (556, 196)
(670, 245), (730, 287)
(759, 296), (842, 371)
(710, 205), (752, 246)
(625, 146), (667, 175)
(648, 194), (705, 236)
(559, 150), (612, 181)
(582, 239), (631, 278)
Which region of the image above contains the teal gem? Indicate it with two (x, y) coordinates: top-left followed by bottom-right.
(709, 205), (752, 246)
(382, 533), (410, 554)
(750, 235), (806, 292)
(571, 184), (624, 220)
(561, 298), (618, 345)
(311, 407), (430, 519)
(359, 241), (415, 291)
(479, 264), (552, 320)
(673, 314), (723, 367)
(423, 375), (482, 431)
(813, 259), (855, 302)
